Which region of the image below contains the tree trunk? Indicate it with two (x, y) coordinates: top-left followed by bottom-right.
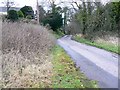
(82, 2), (87, 35)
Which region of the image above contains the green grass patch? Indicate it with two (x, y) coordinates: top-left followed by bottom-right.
(52, 30), (65, 39)
(73, 36), (120, 54)
(51, 45), (98, 88)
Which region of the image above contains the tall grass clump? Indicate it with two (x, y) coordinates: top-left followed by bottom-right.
(1, 22), (55, 88)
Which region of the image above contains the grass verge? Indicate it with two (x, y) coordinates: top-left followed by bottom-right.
(51, 45), (98, 88)
(52, 30), (65, 39)
(73, 36), (120, 54)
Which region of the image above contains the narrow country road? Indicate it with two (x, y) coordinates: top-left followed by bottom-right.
(57, 35), (119, 88)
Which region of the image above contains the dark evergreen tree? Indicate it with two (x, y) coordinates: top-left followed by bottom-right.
(20, 6), (34, 19)
(8, 10), (18, 21)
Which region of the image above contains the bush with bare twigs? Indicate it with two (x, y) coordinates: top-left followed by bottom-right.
(1, 22), (56, 88)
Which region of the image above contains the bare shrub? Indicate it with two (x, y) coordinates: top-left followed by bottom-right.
(1, 22), (56, 88)
(65, 20), (81, 35)
(95, 35), (119, 47)
(0, 16), (2, 88)
(19, 19), (38, 24)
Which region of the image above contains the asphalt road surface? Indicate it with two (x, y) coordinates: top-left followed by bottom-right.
(57, 35), (119, 88)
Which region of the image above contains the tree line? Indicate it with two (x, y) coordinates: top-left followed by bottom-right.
(2, 0), (120, 37)
(37, 0), (120, 37)
(70, 1), (120, 39)
(6, 6), (34, 21)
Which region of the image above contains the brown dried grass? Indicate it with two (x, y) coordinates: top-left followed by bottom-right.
(1, 22), (56, 88)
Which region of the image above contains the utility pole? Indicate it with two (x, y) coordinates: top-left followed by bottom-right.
(36, 0), (39, 24)
(63, 7), (68, 34)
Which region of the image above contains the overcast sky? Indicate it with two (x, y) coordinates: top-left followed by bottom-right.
(0, 0), (110, 11)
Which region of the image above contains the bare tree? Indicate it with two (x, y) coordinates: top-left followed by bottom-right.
(2, 0), (15, 14)
(38, 5), (46, 22)
(36, 0), (40, 24)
